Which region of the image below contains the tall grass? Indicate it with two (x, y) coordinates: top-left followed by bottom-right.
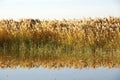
(0, 17), (120, 58)
(0, 17), (120, 68)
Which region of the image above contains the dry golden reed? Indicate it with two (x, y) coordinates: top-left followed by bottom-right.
(0, 16), (120, 68)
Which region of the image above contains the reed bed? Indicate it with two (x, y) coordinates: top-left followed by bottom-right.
(0, 17), (120, 63)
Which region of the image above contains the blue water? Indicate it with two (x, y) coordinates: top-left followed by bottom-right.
(0, 67), (120, 80)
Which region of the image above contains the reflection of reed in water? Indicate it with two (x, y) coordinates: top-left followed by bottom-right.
(0, 51), (120, 69)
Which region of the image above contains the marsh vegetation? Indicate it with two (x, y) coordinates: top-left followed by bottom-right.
(0, 16), (120, 68)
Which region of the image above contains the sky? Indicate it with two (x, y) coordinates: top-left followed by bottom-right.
(0, 0), (120, 19)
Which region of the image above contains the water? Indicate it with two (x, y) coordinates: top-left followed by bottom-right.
(0, 67), (120, 80)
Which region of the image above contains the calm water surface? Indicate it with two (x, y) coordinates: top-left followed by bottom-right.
(0, 67), (120, 80)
